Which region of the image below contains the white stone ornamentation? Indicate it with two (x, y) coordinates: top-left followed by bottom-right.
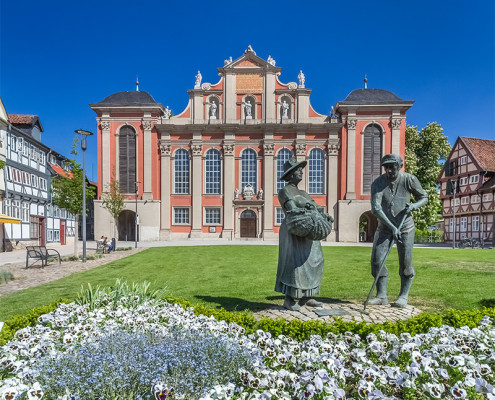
(142, 120), (152, 130)
(164, 106), (172, 120)
(210, 101), (217, 119)
(263, 143), (274, 156)
(160, 144), (171, 156)
(223, 143), (234, 155)
(347, 119), (357, 129)
(327, 140), (341, 156)
(282, 100), (289, 119)
(224, 56), (233, 66)
(100, 121), (111, 130)
(201, 82), (211, 91)
(245, 101), (252, 119)
(267, 55), (276, 66)
(191, 144), (203, 156)
(287, 82), (298, 90)
(295, 143), (307, 156)
(391, 118), (402, 129)
(242, 183), (255, 200)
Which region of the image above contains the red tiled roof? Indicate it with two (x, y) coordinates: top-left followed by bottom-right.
(49, 162), (73, 178)
(8, 114), (37, 124)
(461, 137), (495, 172)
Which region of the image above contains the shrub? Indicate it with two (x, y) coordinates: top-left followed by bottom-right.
(415, 228), (443, 243)
(0, 270), (14, 284)
(116, 246), (132, 251)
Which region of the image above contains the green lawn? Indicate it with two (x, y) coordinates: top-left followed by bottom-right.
(1, 246), (494, 320)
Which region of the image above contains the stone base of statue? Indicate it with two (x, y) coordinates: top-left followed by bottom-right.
(246, 115), (252, 120)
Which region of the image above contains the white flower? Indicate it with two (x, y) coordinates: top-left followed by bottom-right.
(451, 383), (467, 399)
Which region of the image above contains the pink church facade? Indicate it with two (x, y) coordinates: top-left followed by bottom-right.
(90, 47), (413, 242)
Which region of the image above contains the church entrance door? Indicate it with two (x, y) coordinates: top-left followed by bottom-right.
(240, 210), (256, 238)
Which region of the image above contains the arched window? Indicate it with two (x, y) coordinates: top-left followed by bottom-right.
(205, 149), (221, 194)
(363, 124), (382, 193)
(308, 148), (325, 194)
(276, 148), (293, 193)
(241, 148), (257, 191)
(174, 149), (190, 194)
(118, 125), (136, 193)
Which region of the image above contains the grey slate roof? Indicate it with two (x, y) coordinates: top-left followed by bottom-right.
(338, 89), (413, 105)
(90, 91), (160, 107)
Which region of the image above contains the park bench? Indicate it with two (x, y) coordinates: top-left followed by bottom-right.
(25, 245), (61, 269)
(96, 241), (107, 254)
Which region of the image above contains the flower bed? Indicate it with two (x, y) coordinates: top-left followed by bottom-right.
(1, 298), (494, 399)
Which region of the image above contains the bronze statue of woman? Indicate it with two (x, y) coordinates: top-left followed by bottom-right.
(275, 157), (333, 311)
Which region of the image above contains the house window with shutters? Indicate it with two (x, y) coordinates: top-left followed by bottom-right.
(119, 125), (137, 193)
(362, 124), (383, 193)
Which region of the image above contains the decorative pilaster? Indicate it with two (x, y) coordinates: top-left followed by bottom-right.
(262, 140), (274, 238)
(159, 140), (171, 239)
(142, 119), (153, 200)
(391, 117), (402, 155)
(222, 138), (235, 239)
(345, 118), (357, 199)
(327, 138), (340, 241)
(100, 120), (111, 189)
(190, 140), (203, 237)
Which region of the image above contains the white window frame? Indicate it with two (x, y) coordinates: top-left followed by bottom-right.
(276, 148), (292, 193)
(461, 196), (469, 205)
(472, 216), (479, 232)
(308, 148), (326, 194)
(275, 207), (285, 225)
(459, 177), (468, 186)
(471, 194), (480, 203)
(4, 199), (12, 216)
(11, 200), (20, 219)
(449, 217), (454, 232)
(460, 217), (467, 232)
(172, 207), (191, 225)
(204, 149), (222, 195)
(482, 193), (491, 202)
(21, 202), (30, 223)
(469, 175), (479, 184)
(203, 207), (222, 225)
(460, 156), (467, 165)
(173, 149), (190, 194)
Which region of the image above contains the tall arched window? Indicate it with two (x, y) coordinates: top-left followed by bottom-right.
(205, 149), (221, 194)
(363, 124), (382, 193)
(308, 148), (325, 194)
(241, 148), (257, 191)
(174, 149), (190, 194)
(119, 125), (136, 193)
(276, 148), (293, 193)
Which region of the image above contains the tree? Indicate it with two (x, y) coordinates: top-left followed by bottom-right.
(51, 138), (95, 256)
(101, 177), (125, 244)
(404, 122), (451, 230)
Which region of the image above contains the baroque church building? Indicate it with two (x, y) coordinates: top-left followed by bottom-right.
(90, 47), (413, 242)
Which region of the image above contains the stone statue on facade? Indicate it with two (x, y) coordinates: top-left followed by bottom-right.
(267, 55), (276, 66)
(245, 100), (252, 119)
(234, 188), (240, 200)
(275, 157), (333, 311)
(298, 70), (305, 88)
(164, 106), (172, 120)
(195, 71), (202, 88)
(210, 101), (217, 119)
(330, 105), (339, 120)
(258, 188), (264, 200)
(224, 56), (233, 66)
(282, 100), (289, 118)
(368, 154), (428, 308)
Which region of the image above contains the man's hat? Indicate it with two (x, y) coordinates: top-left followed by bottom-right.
(280, 157), (307, 181)
(381, 154), (403, 166)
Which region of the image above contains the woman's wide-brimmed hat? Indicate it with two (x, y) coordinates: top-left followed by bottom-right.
(281, 157), (307, 181)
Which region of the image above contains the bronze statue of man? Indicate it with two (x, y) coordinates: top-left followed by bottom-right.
(369, 154), (427, 307)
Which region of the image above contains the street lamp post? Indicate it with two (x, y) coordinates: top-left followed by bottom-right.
(75, 129), (94, 262)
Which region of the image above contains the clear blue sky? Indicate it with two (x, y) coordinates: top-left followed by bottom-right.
(1, 0), (494, 181)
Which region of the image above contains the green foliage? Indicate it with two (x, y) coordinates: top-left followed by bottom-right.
(405, 123), (451, 230)
(51, 136), (95, 217)
(75, 279), (168, 310)
(116, 247), (132, 251)
(61, 255), (80, 261)
(101, 177), (125, 239)
(0, 299), (71, 345)
(0, 270), (14, 284)
(0, 160), (5, 170)
(414, 228), (443, 243)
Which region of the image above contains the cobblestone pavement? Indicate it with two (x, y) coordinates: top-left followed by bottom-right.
(254, 301), (422, 323)
(0, 248), (146, 297)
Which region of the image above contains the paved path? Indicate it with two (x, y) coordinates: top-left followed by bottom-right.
(0, 240), (427, 323)
(253, 301), (421, 323)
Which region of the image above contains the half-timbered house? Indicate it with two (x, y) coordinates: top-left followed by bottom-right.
(438, 137), (495, 246)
